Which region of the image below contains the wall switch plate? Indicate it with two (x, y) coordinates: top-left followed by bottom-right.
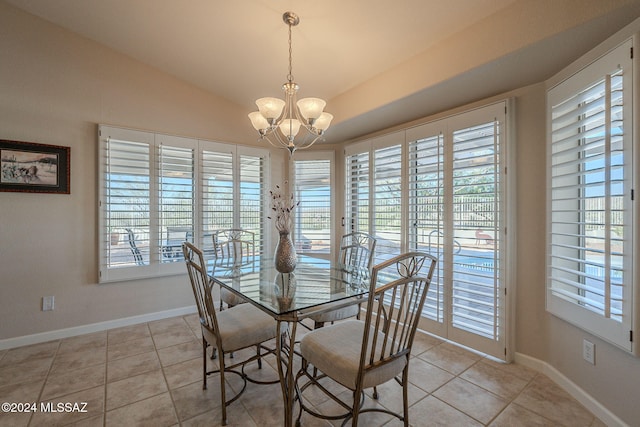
(583, 339), (595, 364)
(42, 296), (55, 311)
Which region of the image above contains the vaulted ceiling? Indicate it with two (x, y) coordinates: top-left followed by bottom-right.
(6, 0), (640, 143)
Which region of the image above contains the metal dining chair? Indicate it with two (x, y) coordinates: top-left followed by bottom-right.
(306, 232), (376, 329)
(295, 251), (438, 426)
(212, 229), (256, 310)
(182, 242), (279, 425)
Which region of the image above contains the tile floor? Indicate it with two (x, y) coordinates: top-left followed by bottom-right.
(0, 314), (604, 427)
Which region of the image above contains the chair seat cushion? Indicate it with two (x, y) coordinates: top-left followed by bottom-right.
(203, 304), (277, 353)
(307, 301), (360, 324)
(300, 320), (407, 390)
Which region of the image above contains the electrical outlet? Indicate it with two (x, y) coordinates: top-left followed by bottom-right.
(42, 296), (55, 311)
(583, 339), (595, 365)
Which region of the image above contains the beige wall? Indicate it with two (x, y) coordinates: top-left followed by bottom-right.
(513, 85), (551, 361)
(2, 1), (640, 425)
(0, 1), (284, 340)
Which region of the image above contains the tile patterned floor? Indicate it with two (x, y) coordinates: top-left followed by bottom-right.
(0, 314), (605, 427)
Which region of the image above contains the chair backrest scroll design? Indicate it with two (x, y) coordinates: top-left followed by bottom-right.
(339, 232), (376, 274)
(360, 252), (437, 376)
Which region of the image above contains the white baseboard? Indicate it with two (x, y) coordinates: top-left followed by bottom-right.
(514, 352), (628, 427)
(0, 305), (197, 351)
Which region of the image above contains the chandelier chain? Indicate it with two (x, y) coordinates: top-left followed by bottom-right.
(287, 22), (294, 83)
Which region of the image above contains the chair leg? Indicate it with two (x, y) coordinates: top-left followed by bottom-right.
(202, 337), (208, 390)
(352, 388), (362, 427)
(256, 344), (262, 369)
(220, 351), (227, 426)
(402, 367), (409, 427)
(312, 321), (324, 378)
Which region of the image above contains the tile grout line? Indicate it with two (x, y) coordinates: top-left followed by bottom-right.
(166, 317), (190, 426)
(28, 339), (61, 427)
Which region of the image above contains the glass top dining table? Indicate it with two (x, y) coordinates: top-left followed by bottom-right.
(209, 255), (371, 320)
(208, 255), (371, 427)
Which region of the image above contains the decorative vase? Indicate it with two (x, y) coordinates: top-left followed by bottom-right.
(274, 231), (297, 273)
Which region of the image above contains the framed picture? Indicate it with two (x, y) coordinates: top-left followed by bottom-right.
(0, 139), (70, 194)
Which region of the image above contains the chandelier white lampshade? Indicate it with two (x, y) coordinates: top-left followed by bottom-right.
(248, 111), (270, 132)
(248, 11), (332, 156)
(313, 112), (333, 131)
(256, 97), (286, 122)
(278, 119), (302, 140)
(296, 98), (326, 121)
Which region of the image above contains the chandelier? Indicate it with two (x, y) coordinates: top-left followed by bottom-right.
(248, 11), (333, 156)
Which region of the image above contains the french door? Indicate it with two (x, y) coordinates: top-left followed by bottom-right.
(346, 101), (511, 360)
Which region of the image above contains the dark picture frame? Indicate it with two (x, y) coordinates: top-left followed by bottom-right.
(0, 139), (70, 194)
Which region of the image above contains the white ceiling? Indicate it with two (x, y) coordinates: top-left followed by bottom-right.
(6, 0), (640, 143)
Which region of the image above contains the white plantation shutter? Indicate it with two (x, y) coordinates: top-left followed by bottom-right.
(99, 126), (269, 283)
(201, 146), (234, 255)
(346, 103), (509, 359)
(408, 128), (445, 325)
(100, 128), (152, 276)
(405, 104), (506, 353)
(345, 133), (404, 265)
(373, 139), (403, 264)
(99, 127), (196, 281)
(547, 40), (634, 351)
(200, 145), (267, 256)
(450, 118), (502, 342)
(157, 136), (195, 263)
(345, 149), (370, 234)
(293, 152), (334, 255)
(239, 152), (265, 253)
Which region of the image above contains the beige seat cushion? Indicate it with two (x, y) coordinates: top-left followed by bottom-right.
(300, 320), (406, 390)
(307, 302), (360, 324)
(203, 303), (277, 353)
